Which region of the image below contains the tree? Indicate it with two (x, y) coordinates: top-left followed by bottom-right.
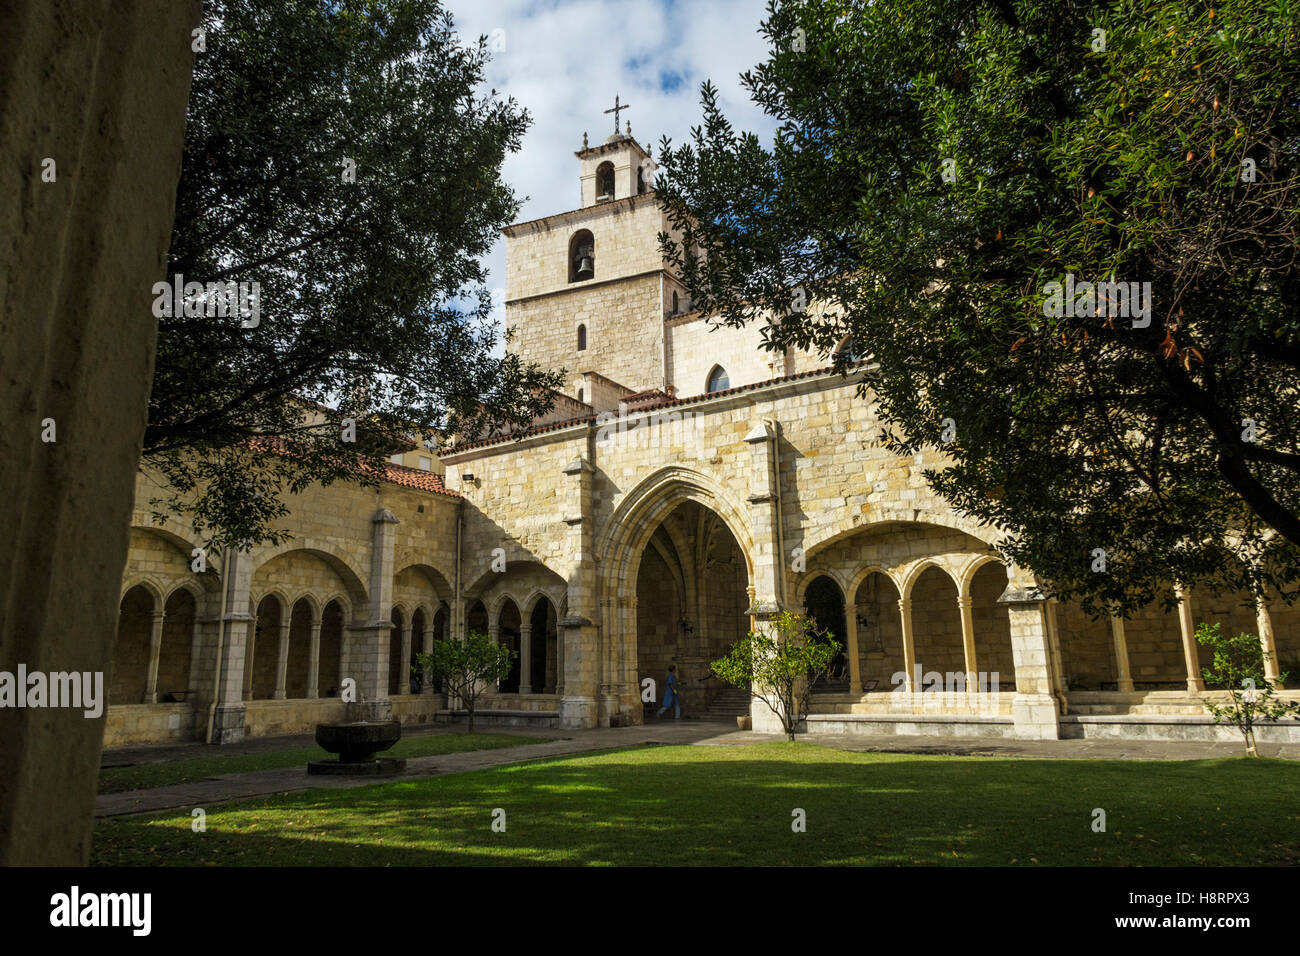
(1196, 622), (1300, 757)
(711, 610), (841, 740)
(414, 630), (513, 732)
(655, 0), (1300, 618)
(145, 0), (559, 547)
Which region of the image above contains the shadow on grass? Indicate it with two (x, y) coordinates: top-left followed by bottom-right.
(91, 743), (1300, 867)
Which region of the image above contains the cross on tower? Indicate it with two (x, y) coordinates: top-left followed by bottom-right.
(604, 94), (629, 135)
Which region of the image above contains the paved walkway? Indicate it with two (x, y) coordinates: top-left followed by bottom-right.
(96, 718), (1300, 818)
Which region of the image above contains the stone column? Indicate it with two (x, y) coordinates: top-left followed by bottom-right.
(421, 615), (437, 696)
(956, 593), (977, 689)
(485, 620), (501, 697)
(1109, 615), (1135, 692)
(1255, 594), (1280, 684)
(1175, 585), (1205, 692)
(357, 507), (399, 720)
(242, 616), (256, 702)
(187, 612), (205, 699)
(143, 609), (166, 703)
(622, 596), (639, 716)
(559, 455), (598, 727)
(744, 419), (789, 733)
(273, 616), (290, 700)
(743, 420), (786, 609)
(845, 602), (862, 692)
(519, 623), (532, 694)
(213, 548), (254, 742)
(897, 598), (917, 693)
(307, 615), (322, 699)
(398, 620), (411, 697)
(998, 580), (1062, 739)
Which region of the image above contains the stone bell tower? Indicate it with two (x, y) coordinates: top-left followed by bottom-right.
(501, 99), (688, 397)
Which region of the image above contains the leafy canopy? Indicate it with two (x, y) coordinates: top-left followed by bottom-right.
(148, 0), (559, 547)
(656, 0), (1300, 616)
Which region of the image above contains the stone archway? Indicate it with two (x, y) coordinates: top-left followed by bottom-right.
(497, 599), (521, 693)
(112, 584), (157, 705)
(804, 574), (848, 689)
(318, 600), (345, 698)
(157, 588), (196, 702)
(633, 499), (750, 719)
(527, 596), (559, 694)
(597, 467), (755, 725)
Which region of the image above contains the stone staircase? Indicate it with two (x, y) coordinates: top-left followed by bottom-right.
(704, 686), (751, 719)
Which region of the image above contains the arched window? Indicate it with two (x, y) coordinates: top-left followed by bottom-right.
(569, 229), (594, 282)
(706, 365), (730, 393)
(671, 291), (679, 315)
(837, 334), (861, 363)
(577, 324), (587, 351)
(577, 387), (584, 403)
(596, 162), (615, 201)
(637, 165), (646, 194)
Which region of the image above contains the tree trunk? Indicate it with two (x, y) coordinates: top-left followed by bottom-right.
(0, 0), (200, 866)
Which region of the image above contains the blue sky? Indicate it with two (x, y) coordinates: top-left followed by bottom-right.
(441, 0), (780, 333)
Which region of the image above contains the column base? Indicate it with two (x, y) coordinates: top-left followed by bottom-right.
(209, 703), (246, 744)
(1012, 694), (1061, 740)
(559, 695), (598, 729)
(750, 698), (787, 735)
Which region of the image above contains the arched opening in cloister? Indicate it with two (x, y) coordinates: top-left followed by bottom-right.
(909, 566), (964, 682)
(112, 585), (155, 705)
(497, 599), (521, 693)
(970, 562), (1015, 690)
(408, 607), (426, 693)
(804, 574), (848, 689)
(528, 596), (559, 693)
(318, 599), (344, 698)
(634, 499), (750, 716)
(852, 572), (903, 692)
(157, 588), (195, 702)
(286, 599), (314, 699)
(389, 607), (406, 696)
(248, 595), (282, 700)
(467, 600), (489, 636)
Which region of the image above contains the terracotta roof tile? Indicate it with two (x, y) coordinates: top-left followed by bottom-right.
(382, 463), (458, 497)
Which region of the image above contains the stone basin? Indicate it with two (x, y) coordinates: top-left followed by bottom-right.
(308, 720), (405, 775)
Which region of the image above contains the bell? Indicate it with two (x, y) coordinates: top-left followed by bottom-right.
(575, 255), (594, 280)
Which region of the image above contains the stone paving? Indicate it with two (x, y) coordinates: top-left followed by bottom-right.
(95, 717), (1300, 819)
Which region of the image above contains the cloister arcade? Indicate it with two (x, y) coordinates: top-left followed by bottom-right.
(109, 513), (1300, 746)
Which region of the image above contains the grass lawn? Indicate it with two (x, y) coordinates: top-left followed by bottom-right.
(97, 732), (548, 794)
(91, 741), (1300, 866)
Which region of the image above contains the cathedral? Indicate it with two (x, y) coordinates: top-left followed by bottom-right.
(108, 123), (1300, 749)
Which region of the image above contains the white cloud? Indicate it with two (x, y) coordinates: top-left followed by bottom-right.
(441, 0), (779, 343)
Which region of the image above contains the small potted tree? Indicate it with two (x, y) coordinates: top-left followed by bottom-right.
(1196, 622), (1300, 757)
(415, 630), (514, 733)
(711, 611), (841, 741)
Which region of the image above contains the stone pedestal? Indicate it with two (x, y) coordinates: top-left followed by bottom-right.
(998, 582), (1063, 740)
(209, 702), (247, 744)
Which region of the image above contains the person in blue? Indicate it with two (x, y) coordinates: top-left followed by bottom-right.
(656, 664), (680, 719)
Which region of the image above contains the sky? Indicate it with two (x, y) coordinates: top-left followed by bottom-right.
(441, 0), (780, 333)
